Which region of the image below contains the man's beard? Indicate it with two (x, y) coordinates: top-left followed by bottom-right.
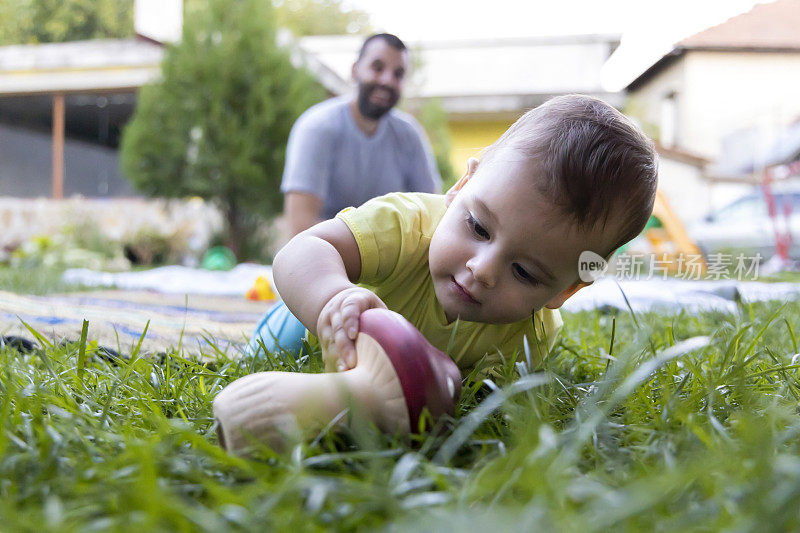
(356, 83), (400, 120)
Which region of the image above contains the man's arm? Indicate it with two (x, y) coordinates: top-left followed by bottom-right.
(281, 104), (335, 237)
(284, 191), (324, 238)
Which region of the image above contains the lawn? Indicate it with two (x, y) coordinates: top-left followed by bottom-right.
(2, 268), (800, 530)
(0, 266), (78, 296)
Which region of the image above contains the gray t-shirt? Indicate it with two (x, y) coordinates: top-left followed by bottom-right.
(280, 95), (442, 219)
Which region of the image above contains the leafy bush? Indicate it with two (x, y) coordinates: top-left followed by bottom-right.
(0, 0), (133, 45)
(416, 98), (458, 188)
(121, 0), (324, 260)
(123, 226), (191, 266)
(10, 229), (128, 271)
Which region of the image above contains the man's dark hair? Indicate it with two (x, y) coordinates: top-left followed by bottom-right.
(483, 94), (658, 254)
(357, 33), (407, 60)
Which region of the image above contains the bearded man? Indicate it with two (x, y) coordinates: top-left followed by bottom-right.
(280, 33), (442, 237)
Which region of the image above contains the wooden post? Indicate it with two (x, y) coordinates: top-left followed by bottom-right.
(52, 93), (65, 199)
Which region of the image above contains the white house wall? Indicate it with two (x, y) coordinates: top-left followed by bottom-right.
(658, 157), (709, 223)
(658, 155), (752, 223)
(628, 60), (688, 147)
(632, 51), (800, 160)
(683, 51), (800, 159)
(298, 35), (621, 104)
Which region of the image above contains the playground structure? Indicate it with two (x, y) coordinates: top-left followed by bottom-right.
(762, 160), (800, 264)
(642, 190), (708, 274)
(637, 119), (800, 274)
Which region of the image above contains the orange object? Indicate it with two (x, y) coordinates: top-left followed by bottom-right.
(245, 275), (277, 301)
(645, 189), (708, 274)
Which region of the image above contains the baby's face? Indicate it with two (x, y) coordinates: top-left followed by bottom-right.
(429, 155), (617, 324)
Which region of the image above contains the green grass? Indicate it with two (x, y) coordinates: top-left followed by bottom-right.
(0, 266), (73, 295)
(0, 265), (105, 295)
(760, 270), (800, 283)
(2, 297), (800, 531)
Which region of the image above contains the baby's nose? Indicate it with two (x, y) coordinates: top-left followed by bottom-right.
(466, 256), (496, 288)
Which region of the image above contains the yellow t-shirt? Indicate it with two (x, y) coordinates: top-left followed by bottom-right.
(335, 192), (563, 373)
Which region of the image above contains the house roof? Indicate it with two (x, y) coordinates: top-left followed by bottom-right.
(0, 32), (624, 117)
(0, 34), (350, 97)
(299, 34), (624, 118)
(679, 0), (800, 51)
(0, 38), (163, 95)
(655, 143), (709, 167)
(627, 0), (800, 91)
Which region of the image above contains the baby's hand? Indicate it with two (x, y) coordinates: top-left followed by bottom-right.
(317, 287), (387, 372)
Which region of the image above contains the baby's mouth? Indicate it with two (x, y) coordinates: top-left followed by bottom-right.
(450, 276), (480, 305)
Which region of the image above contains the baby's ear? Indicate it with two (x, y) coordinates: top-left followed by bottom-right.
(445, 158), (479, 206)
(544, 281), (592, 310)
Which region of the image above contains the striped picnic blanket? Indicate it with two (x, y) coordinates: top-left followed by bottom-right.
(0, 290), (274, 358)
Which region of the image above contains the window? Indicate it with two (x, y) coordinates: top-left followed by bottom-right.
(660, 91), (678, 148)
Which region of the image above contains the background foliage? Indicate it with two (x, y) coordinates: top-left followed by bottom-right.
(0, 0), (133, 45)
(416, 98), (458, 188)
(0, 0), (372, 45)
(120, 0), (324, 259)
(273, 0), (371, 36)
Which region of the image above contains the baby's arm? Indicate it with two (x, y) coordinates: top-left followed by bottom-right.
(272, 218), (386, 370)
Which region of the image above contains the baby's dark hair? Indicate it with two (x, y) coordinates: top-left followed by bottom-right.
(484, 94), (658, 253)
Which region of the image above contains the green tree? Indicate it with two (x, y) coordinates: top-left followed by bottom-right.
(273, 0), (371, 36)
(416, 98), (458, 189)
(0, 0), (133, 45)
(120, 0), (324, 259)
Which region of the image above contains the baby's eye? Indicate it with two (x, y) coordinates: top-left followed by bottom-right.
(467, 214), (490, 239)
(514, 264), (540, 285)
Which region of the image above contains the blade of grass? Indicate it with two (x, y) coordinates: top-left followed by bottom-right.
(435, 373), (551, 465)
(130, 320), (150, 360)
(742, 303), (785, 359)
(76, 319), (89, 383)
(17, 316), (53, 349)
(784, 318), (798, 354)
(561, 336), (712, 462)
(614, 279), (639, 329)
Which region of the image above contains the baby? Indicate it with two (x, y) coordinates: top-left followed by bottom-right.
(251, 94), (658, 374)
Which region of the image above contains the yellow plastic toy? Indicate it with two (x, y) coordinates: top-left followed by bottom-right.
(646, 190), (707, 274)
(246, 275), (277, 301)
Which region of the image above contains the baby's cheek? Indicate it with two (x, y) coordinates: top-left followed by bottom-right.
(429, 238), (450, 275)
